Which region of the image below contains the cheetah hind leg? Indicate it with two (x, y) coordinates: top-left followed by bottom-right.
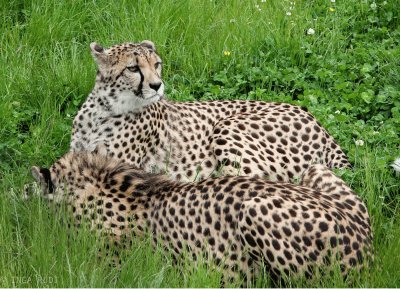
(210, 119), (275, 180)
(210, 115), (294, 182)
(237, 200), (290, 287)
(301, 164), (374, 269)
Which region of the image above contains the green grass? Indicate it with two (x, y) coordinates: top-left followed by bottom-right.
(1, 0), (399, 287)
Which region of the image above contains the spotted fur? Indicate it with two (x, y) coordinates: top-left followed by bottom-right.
(30, 152), (372, 283)
(70, 41), (351, 183)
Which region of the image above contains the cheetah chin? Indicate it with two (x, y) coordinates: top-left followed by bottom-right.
(109, 90), (164, 115)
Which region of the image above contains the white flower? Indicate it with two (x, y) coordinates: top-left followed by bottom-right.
(261, 0), (266, 2)
(230, 18), (236, 23)
(255, 4), (260, 8)
(383, 1), (387, 5)
(286, 11), (292, 16)
(307, 28), (315, 35)
(355, 139), (364, 146)
(372, 131), (379, 135)
(391, 157), (400, 174)
(330, 0), (336, 2)
(334, 110), (340, 114)
(258, 8), (262, 11)
(370, 2), (377, 9)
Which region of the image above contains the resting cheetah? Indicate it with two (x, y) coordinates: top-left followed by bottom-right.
(30, 151), (372, 283)
(70, 41), (351, 182)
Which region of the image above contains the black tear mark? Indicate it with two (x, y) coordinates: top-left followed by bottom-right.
(135, 57), (144, 97)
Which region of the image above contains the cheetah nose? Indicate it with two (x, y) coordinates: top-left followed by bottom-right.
(149, 82), (162, 92)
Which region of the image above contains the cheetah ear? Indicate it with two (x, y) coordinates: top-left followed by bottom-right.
(31, 166), (54, 194)
(140, 40), (156, 51)
(90, 42), (108, 65)
(31, 166), (44, 183)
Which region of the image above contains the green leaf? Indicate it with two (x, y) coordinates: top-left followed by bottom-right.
(361, 90), (374, 104)
(361, 63), (373, 74)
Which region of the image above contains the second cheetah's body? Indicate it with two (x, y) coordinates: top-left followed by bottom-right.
(70, 41), (351, 182)
(31, 152), (372, 283)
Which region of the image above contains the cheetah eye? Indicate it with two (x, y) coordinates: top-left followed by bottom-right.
(127, 65), (140, 73)
(155, 62), (162, 69)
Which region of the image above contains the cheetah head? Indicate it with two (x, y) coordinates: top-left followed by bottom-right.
(90, 40), (164, 114)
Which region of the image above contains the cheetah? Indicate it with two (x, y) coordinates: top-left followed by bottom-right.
(29, 151), (372, 284)
(70, 41), (351, 182)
